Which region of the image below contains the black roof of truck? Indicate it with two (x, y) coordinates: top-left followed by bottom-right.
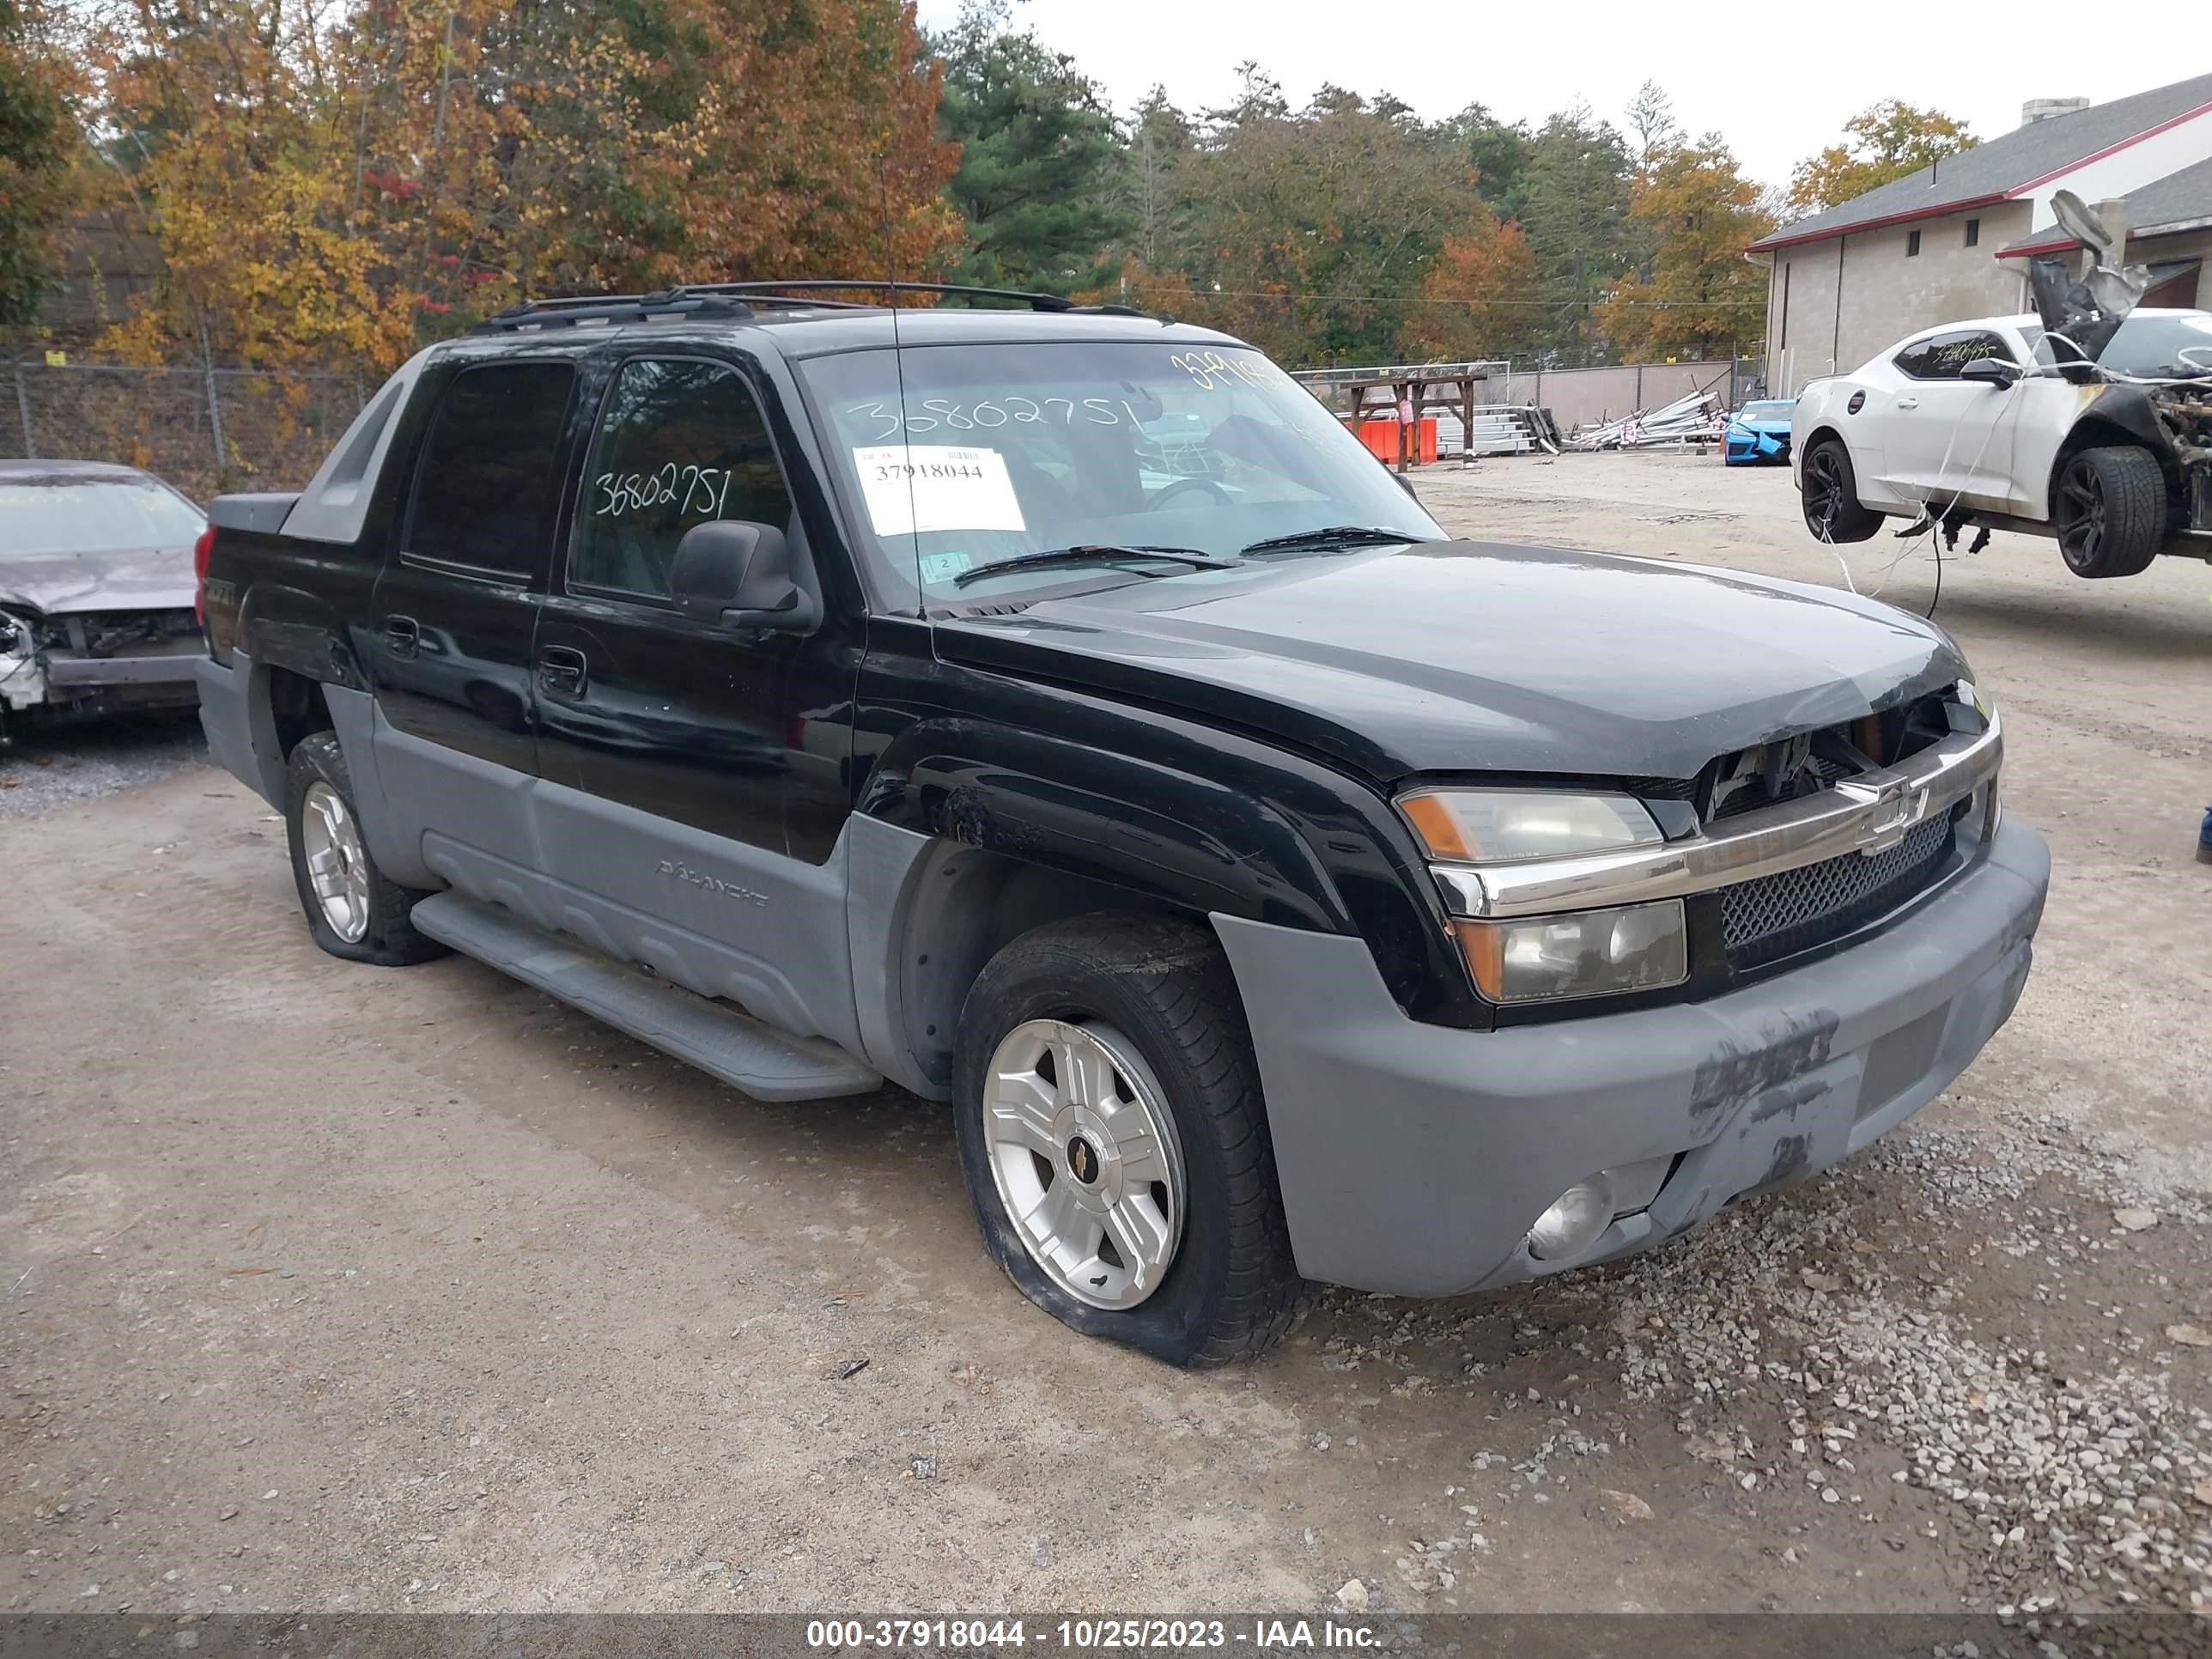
(447, 283), (1245, 360)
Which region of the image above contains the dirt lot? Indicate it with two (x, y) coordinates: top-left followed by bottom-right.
(3, 453), (2209, 1619)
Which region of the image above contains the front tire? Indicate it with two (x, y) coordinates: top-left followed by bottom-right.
(284, 731), (447, 966)
(953, 912), (1304, 1367)
(1800, 437), (1883, 544)
(2054, 446), (2165, 579)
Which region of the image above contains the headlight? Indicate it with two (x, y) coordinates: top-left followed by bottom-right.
(1952, 678), (1995, 733)
(1399, 788), (1662, 864)
(1455, 900), (1689, 1004)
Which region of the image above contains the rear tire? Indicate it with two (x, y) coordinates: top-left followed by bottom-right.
(1800, 437), (1883, 544)
(953, 912), (1304, 1368)
(284, 731), (447, 966)
(2053, 446), (2165, 579)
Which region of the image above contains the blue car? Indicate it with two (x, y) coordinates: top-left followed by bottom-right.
(1724, 398), (1796, 466)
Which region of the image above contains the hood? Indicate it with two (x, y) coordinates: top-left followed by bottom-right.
(937, 540), (1966, 782)
(0, 548), (198, 617)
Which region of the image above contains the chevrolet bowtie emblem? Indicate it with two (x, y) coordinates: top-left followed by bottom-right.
(1852, 780), (1930, 855)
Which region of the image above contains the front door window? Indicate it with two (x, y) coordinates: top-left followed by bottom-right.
(572, 359), (793, 600)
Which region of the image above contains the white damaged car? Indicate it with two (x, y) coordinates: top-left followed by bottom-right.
(1791, 308), (2212, 579)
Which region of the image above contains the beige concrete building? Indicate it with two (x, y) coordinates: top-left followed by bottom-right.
(1751, 74), (2212, 393)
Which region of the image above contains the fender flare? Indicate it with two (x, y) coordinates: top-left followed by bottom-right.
(237, 582), (371, 692)
(2051, 392), (2184, 514)
(860, 714), (1355, 934)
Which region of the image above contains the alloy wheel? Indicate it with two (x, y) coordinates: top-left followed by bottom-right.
(300, 780), (373, 943)
(980, 1018), (1186, 1310)
(2057, 459), (2106, 572)
(1805, 449), (1844, 535)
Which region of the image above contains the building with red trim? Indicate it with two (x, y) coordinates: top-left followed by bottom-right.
(1748, 75), (2212, 395)
(1992, 154), (2210, 311)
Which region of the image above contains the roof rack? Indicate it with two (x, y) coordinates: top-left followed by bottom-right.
(467, 279), (1152, 336)
(469, 292), (739, 334)
(687, 280), (1147, 318)
(468, 285), (878, 335)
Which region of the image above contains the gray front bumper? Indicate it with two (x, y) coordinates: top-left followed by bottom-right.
(47, 650), (201, 689)
(1212, 817), (2050, 1297)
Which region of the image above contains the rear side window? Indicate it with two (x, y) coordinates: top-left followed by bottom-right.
(572, 358), (793, 599)
(406, 362), (577, 575)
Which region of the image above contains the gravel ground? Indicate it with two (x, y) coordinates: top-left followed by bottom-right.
(0, 713), (207, 817)
(1, 453), (2206, 1617)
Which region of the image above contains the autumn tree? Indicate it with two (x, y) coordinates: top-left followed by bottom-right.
(1166, 76), (1485, 362)
(0, 0), (77, 325)
(1624, 81), (1680, 163)
(1401, 209), (1540, 362)
(1073, 256), (1198, 320)
(1440, 102), (1530, 222)
(1516, 106), (1634, 363)
(83, 0), (962, 374)
(1787, 100), (1977, 214)
(931, 0), (1129, 293)
(1600, 135), (1775, 361)
(1121, 88), (1194, 275)
(85, 0), (413, 369)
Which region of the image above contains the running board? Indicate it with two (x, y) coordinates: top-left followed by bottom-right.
(409, 891), (882, 1102)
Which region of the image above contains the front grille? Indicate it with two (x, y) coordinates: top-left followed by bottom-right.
(1720, 815), (1955, 970)
(1710, 750), (1860, 821)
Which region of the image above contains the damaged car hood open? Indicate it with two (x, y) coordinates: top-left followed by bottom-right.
(936, 540), (1968, 782)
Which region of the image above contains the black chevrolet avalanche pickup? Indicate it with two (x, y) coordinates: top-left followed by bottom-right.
(195, 283), (2049, 1366)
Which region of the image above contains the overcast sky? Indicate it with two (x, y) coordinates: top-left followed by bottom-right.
(918, 2), (2188, 193)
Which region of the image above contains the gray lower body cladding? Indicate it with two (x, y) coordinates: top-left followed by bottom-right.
(1212, 816), (2050, 1297)
(196, 654), (277, 800)
(193, 653), (928, 1091)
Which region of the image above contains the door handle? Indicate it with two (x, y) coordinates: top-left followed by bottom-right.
(538, 645), (588, 696)
(383, 615), (420, 659)
(1895, 397), (1920, 410)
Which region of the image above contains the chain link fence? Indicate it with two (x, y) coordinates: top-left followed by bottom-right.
(4, 356), (368, 502)
(3, 346), (1775, 503)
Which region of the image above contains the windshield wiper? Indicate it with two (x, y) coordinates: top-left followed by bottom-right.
(951, 544), (1239, 588)
(1240, 526), (1425, 556)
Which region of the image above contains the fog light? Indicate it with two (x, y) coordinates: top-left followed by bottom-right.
(1528, 1173), (1617, 1261)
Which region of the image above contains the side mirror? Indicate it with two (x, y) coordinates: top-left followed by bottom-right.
(668, 520), (819, 632)
(1959, 357), (2021, 388)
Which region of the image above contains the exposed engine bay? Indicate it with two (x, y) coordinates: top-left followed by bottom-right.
(0, 601), (204, 740)
(2023, 190), (2212, 538)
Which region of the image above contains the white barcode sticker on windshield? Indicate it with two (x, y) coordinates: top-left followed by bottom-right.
(854, 445), (1026, 537)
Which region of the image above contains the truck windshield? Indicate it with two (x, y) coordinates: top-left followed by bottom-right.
(793, 340), (1444, 604)
(0, 475), (205, 559)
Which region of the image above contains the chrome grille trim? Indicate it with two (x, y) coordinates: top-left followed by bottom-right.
(1430, 716), (2001, 921)
(1721, 814), (1955, 969)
